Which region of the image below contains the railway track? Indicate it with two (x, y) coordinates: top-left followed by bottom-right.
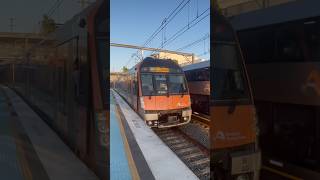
(192, 113), (210, 126)
(154, 127), (210, 180)
(190, 113), (210, 137)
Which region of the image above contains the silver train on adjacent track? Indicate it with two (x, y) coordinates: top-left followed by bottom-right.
(183, 60), (210, 116)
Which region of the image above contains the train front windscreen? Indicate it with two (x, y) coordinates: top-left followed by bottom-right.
(141, 73), (188, 96)
(211, 10), (260, 180)
(212, 14), (250, 103)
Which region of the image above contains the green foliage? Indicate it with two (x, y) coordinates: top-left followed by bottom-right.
(122, 66), (129, 72)
(212, 0), (223, 14)
(41, 15), (56, 34)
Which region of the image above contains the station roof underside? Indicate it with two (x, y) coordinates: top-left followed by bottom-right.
(217, 0), (297, 16)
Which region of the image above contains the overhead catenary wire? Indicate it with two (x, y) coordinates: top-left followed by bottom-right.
(196, 51), (209, 59)
(196, 0), (199, 17)
(142, 0), (190, 47)
(161, 8), (209, 48)
(125, 0), (191, 68)
(149, 8), (209, 55)
(175, 33), (209, 51)
(47, 0), (64, 18)
(47, 0), (60, 16)
(125, 0), (209, 68)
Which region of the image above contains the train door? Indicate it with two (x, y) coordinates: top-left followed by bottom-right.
(68, 37), (80, 150)
(87, 0), (109, 178)
(56, 36), (80, 150)
(211, 9), (260, 180)
(55, 41), (69, 139)
(132, 73), (138, 111)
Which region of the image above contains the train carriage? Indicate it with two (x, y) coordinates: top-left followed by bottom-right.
(183, 60), (210, 115)
(0, 1), (109, 179)
(230, 0), (320, 178)
(116, 57), (192, 128)
(211, 7), (261, 180)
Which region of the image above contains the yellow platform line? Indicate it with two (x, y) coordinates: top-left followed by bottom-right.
(9, 106), (33, 180)
(115, 104), (140, 180)
(262, 165), (304, 180)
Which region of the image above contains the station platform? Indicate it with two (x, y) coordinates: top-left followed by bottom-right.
(110, 92), (132, 180)
(0, 85), (98, 180)
(111, 89), (199, 180)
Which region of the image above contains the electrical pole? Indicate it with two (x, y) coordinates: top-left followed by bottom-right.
(9, 18), (15, 32)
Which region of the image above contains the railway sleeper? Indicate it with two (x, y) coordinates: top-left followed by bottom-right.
(176, 146), (198, 154)
(182, 152), (204, 160)
(158, 132), (177, 138)
(166, 139), (188, 146)
(190, 158), (210, 167)
(170, 142), (192, 149)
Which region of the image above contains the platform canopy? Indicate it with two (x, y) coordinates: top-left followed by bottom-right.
(217, 0), (296, 17)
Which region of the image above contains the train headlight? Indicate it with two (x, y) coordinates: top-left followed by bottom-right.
(182, 109), (192, 117)
(140, 97), (145, 109)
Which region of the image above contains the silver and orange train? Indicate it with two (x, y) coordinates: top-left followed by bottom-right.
(0, 1), (109, 179)
(183, 60), (210, 116)
(211, 6), (261, 180)
(115, 57), (192, 128)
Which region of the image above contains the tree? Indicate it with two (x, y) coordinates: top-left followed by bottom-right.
(41, 15), (57, 34)
(122, 66), (129, 72)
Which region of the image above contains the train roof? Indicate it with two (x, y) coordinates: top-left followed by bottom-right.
(54, 0), (107, 43)
(137, 57), (182, 69)
(230, 0), (320, 31)
(54, 3), (96, 39)
(182, 60), (209, 71)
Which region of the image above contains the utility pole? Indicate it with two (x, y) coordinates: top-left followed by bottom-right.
(9, 18), (15, 32)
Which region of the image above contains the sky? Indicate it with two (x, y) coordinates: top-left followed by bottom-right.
(111, 0), (210, 72)
(0, 0), (88, 33)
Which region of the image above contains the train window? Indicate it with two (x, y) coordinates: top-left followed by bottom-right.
(168, 75), (187, 94)
(197, 68), (209, 81)
(239, 22), (306, 63)
(132, 75), (137, 95)
(276, 26), (303, 62)
(212, 43), (249, 101)
(185, 68), (209, 81)
(141, 74), (154, 96)
(154, 75), (168, 95)
(304, 20), (320, 61)
(239, 26), (278, 63)
(185, 71), (192, 81)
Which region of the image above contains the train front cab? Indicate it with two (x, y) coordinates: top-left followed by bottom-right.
(134, 58), (192, 128)
(211, 9), (261, 180)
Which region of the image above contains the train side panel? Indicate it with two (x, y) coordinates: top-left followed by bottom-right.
(6, 1), (108, 179)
